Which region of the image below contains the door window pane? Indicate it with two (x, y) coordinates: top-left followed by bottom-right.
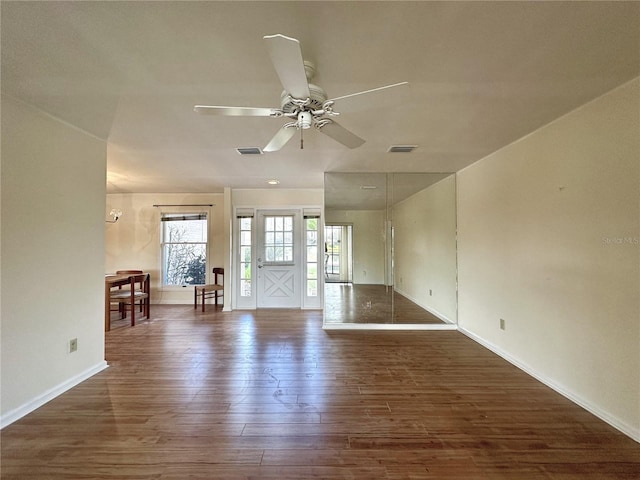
(263, 215), (294, 263)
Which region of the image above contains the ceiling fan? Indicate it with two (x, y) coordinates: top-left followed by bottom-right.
(194, 34), (408, 152)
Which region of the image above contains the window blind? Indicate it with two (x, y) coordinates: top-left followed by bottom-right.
(161, 213), (207, 222)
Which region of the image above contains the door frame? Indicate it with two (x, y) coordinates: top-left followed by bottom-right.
(233, 206), (323, 310)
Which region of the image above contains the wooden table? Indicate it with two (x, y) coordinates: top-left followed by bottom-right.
(105, 273), (149, 331)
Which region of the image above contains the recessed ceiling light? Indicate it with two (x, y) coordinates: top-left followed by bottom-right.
(360, 185), (378, 190)
(387, 145), (418, 153)
(267, 179), (280, 185)
(236, 147), (263, 155)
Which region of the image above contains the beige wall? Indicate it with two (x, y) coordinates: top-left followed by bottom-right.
(324, 209), (386, 285)
(457, 78), (640, 440)
(232, 188), (323, 208)
(106, 192), (225, 304)
(393, 175), (457, 323)
(1, 96), (107, 425)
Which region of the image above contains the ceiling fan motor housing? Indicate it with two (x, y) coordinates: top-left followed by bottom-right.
(280, 83), (327, 114)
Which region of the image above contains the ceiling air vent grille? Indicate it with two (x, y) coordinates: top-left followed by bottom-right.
(236, 147), (263, 155)
(387, 145), (417, 153)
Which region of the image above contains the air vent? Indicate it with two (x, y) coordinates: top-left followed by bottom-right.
(387, 145), (418, 153)
(236, 147), (263, 155)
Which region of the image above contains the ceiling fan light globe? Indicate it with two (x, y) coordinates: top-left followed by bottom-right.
(299, 111), (312, 129)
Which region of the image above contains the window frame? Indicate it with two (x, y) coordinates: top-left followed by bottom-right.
(304, 215), (320, 298)
(160, 212), (209, 287)
(261, 213), (295, 266)
(238, 215), (253, 298)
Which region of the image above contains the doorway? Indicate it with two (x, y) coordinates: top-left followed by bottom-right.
(235, 207), (321, 310)
(324, 224), (353, 283)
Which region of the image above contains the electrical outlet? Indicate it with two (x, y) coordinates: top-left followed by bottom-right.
(500, 319), (506, 331)
(69, 338), (78, 353)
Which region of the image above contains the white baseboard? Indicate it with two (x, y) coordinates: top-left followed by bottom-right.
(1, 361), (108, 429)
(323, 322), (457, 331)
(457, 326), (640, 444)
(394, 288), (455, 324)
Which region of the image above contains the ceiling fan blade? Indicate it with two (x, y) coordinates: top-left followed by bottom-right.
(264, 34), (310, 100)
(317, 120), (365, 149)
(327, 82), (409, 114)
(264, 125), (297, 152)
(329, 82), (409, 103)
(194, 105), (280, 117)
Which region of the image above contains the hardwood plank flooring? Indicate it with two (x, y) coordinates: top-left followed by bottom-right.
(2, 305), (639, 479)
(324, 283), (445, 324)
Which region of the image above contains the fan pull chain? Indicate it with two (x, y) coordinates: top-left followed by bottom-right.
(300, 126), (304, 150)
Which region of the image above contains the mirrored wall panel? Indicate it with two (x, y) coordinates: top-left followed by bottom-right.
(323, 172), (457, 327)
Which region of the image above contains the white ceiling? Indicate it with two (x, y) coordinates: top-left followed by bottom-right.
(2, 1), (639, 194)
(324, 172), (453, 210)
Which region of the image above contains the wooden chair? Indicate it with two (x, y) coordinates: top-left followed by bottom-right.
(194, 267), (224, 312)
(110, 273), (150, 326)
(112, 269), (144, 318)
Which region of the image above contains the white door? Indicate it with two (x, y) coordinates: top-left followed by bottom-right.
(256, 210), (301, 308)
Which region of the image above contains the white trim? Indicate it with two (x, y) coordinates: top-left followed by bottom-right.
(394, 287), (455, 324)
(457, 326), (640, 444)
(1, 361), (108, 429)
(323, 323), (457, 331)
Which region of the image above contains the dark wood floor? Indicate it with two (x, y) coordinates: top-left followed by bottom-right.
(324, 283), (445, 324)
(2, 305), (639, 479)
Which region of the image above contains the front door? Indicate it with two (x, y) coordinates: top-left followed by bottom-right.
(256, 210), (301, 308)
